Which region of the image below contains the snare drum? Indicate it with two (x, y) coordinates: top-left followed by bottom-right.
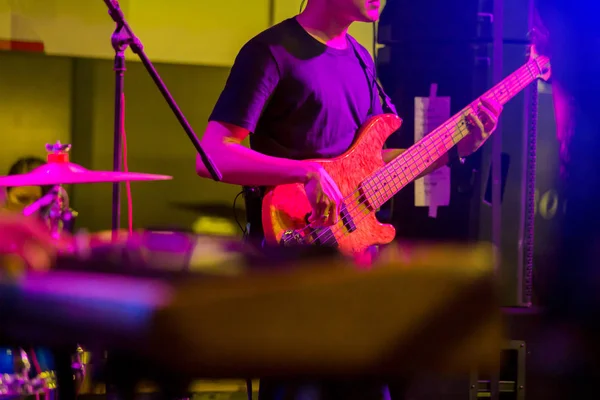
(0, 347), (56, 397)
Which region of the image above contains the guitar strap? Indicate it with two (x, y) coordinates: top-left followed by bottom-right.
(347, 36), (398, 116)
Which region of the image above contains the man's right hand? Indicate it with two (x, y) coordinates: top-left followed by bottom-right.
(304, 164), (344, 227)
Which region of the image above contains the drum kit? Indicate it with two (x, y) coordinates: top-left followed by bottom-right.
(0, 141), (173, 398)
(1, 0), (222, 395)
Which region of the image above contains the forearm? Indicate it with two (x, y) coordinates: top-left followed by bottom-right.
(382, 148), (449, 179)
(196, 143), (314, 187)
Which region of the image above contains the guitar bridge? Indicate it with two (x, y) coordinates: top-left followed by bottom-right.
(280, 230), (306, 246)
(280, 227), (339, 248)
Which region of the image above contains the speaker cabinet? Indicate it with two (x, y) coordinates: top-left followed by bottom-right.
(377, 0), (556, 306)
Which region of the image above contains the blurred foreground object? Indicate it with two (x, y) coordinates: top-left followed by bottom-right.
(534, 1), (600, 396)
(0, 240), (503, 396)
(170, 202), (246, 237)
(0, 214), (71, 277)
(535, 0), (600, 319)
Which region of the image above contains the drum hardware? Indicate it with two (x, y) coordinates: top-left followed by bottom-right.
(72, 345), (102, 395)
(72, 345), (87, 381)
(23, 183), (77, 240)
(0, 348), (57, 397)
(19, 143), (77, 240)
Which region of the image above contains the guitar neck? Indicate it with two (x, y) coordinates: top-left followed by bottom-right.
(365, 58), (543, 209)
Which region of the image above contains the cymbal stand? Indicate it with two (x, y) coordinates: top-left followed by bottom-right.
(22, 142), (79, 238)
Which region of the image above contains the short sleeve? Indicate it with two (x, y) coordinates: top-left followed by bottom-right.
(209, 40), (280, 133)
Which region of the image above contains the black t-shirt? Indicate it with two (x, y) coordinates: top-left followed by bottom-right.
(209, 17), (384, 160)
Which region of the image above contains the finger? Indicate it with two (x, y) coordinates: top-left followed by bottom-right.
(478, 105), (498, 132)
(324, 201), (338, 226)
(481, 98), (503, 116)
(310, 201), (329, 227)
(466, 112), (485, 134)
(332, 200), (342, 225)
(307, 200), (323, 222)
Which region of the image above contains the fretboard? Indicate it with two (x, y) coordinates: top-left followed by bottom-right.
(364, 57), (546, 209)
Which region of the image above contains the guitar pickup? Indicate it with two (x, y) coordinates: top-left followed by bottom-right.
(340, 204), (356, 233)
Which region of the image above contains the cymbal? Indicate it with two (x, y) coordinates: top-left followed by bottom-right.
(0, 162), (172, 187)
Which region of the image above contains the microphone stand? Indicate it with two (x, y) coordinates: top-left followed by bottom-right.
(100, 3), (220, 399)
(102, 0), (222, 234)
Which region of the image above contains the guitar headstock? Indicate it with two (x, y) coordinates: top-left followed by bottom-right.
(529, 45), (552, 81)
(527, 18), (552, 82)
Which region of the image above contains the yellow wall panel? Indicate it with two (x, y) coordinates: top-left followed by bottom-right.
(0, 1), (11, 40)
(3, 0), (270, 66)
(3, 0), (384, 66)
(128, 1), (270, 66)
(5, 0), (121, 57)
(0, 52), (72, 175)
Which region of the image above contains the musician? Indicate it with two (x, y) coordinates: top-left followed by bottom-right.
(0, 158), (56, 277)
(194, 0), (503, 398)
(0, 157), (47, 214)
(196, 0), (503, 244)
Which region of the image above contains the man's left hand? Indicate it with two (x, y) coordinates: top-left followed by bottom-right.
(457, 97), (503, 157)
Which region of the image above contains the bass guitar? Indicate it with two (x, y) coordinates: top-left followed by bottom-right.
(262, 46), (551, 256)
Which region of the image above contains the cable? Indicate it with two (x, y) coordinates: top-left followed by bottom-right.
(233, 191), (246, 235)
(120, 93), (134, 235)
(372, 21), (378, 75)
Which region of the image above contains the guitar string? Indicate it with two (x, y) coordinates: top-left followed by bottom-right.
(283, 57), (547, 247)
(339, 56), (549, 243)
(307, 63), (537, 246)
(303, 59), (543, 247)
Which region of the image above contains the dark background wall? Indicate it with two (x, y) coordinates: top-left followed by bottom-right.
(378, 0), (560, 306)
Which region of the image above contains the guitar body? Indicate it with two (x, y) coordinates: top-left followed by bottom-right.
(262, 114), (403, 256)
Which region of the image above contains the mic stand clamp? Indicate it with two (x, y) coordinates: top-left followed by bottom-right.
(102, 0), (222, 233)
